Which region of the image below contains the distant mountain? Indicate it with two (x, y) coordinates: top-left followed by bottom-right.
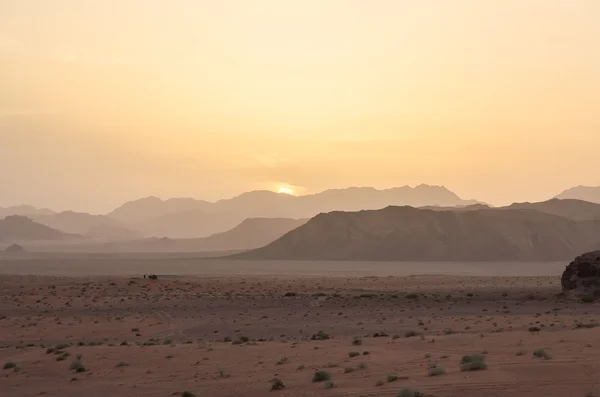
(33, 211), (133, 236)
(103, 217), (307, 253)
(0, 216), (80, 241)
(505, 199), (600, 221)
(106, 185), (480, 237)
(108, 197), (213, 224)
(235, 206), (600, 261)
(555, 186), (600, 204)
(0, 205), (54, 218)
(84, 223), (144, 240)
(420, 204), (491, 211)
(134, 209), (242, 238)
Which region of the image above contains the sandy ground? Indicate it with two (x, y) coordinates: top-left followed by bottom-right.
(1, 268), (600, 397)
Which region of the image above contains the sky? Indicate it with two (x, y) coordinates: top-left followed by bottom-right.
(1, 0), (599, 213)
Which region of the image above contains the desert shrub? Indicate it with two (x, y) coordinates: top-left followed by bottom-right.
(344, 367), (354, 373)
(46, 348), (54, 354)
(276, 357), (288, 365)
(398, 388), (422, 397)
(352, 338), (362, 346)
(218, 369), (230, 378)
(3, 362), (16, 370)
(460, 354), (487, 371)
(348, 351), (360, 358)
(323, 381), (336, 389)
(240, 336), (249, 343)
(283, 292), (297, 297)
(405, 293), (419, 300)
(117, 361), (129, 367)
(162, 339), (172, 345)
(405, 330), (420, 338)
(376, 380), (385, 386)
(69, 359), (86, 373)
(297, 364), (305, 370)
(311, 331), (330, 341)
(533, 349), (550, 359)
(516, 350), (527, 356)
(181, 392), (196, 397)
(428, 365), (446, 377)
(312, 370), (331, 382)
(358, 362), (368, 370)
(270, 378), (285, 390)
(387, 374), (399, 383)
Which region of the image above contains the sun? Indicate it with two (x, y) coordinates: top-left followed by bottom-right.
(278, 186), (294, 195)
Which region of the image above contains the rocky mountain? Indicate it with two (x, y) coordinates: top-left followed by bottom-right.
(33, 211), (133, 236)
(107, 197), (213, 224)
(0, 205), (54, 218)
(102, 217), (307, 253)
(84, 223), (144, 240)
(0, 216), (81, 241)
(106, 185), (479, 237)
(505, 199), (600, 221)
(236, 206), (600, 261)
(555, 186), (600, 204)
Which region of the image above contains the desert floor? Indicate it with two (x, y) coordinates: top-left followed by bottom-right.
(1, 260), (600, 396)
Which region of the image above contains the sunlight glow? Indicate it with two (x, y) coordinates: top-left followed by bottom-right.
(278, 186), (294, 195)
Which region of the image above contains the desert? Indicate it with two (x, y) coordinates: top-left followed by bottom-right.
(2, 256), (600, 397)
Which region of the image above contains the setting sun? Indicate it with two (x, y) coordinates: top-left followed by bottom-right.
(278, 186), (294, 195)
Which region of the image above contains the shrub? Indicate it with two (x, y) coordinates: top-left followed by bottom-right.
(46, 348), (55, 354)
(516, 350), (527, 356)
(398, 388), (422, 397)
(405, 331), (420, 338)
(348, 351), (360, 358)
(376, 380), (385, 386)
(344, 367), (354, 373)
(297, 364), (305, 370)
(533, 349), (550, 359)
(312, 370), (331, 382)
(387, 374), (399, 383)
(3, 362), (16, 370)
(181, 392), (196, 397)
(352, 338), (362, 346)
(428, 365), (446, 377)
(276, 357), (288, 365)
(117, 361), (129, 367)
(69, 359), (86, 373)
(323, 381), (336, 389)
(460, 354), (487, 371)
(270, 378), (285, 391)
(311, 331), (330, 341)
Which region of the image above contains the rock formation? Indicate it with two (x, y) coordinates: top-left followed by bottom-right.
(561, 251), (600, 296)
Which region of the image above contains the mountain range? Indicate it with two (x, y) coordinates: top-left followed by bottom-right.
(236, 205), (600, 261)
(555, 186), (600, 204)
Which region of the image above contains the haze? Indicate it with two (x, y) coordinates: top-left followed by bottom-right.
(1, 0), (599, 213)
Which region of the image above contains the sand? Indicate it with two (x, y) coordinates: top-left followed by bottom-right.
(1, 257), (599, 396)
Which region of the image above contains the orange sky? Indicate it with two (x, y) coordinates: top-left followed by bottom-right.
(1, 0), (599, 212)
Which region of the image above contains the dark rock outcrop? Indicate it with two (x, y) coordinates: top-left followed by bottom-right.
(561, 251), (600, 295)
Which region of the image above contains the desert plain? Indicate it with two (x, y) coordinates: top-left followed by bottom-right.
(1, 255), (599, 397)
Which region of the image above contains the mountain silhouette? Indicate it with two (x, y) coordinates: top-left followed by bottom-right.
(0, 216), (81, 241)
(505, 199), (600, 221)
(555, 186), (600, 204)
(102, 217), (307, 253)
(0, 205), (54, 218)
(33, 211), (131, 236)
(106, 185), (479, 237)
(235, 206), (600, 261)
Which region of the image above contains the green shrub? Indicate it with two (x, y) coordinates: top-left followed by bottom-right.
(398, 388), (422, 397)
(428, 365), (446, 376)
(3, 362), (16, 370)
(460, 354), (487, 371)
(387, 374), (399, 382)
(312, 370), (331, 382)
(533, 349), (550, 359)
(348, 351), (360, 358)
(69, 359), (86, 373)
(270, 378), (285, 390)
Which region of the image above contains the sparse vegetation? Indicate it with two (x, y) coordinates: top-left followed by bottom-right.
(387, 374), (399, 383)
(3, 362), (17, 370)
(533, 349), (550, 360)
(428, 365), (446, 377)
(460, 354), (487, 371)
(398, 388), (422, 397)
(311, 331), (330, 340)
(405, 330), (420, 338)
(69, 359), (86, 373)
(181, 392), (196, 397)
(117, 361), (129, 367)
(352, 338), (362, 346)
(348, 351), (360, 358)
(312, 370), (331, 382)
(270, 378), (285, 391)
